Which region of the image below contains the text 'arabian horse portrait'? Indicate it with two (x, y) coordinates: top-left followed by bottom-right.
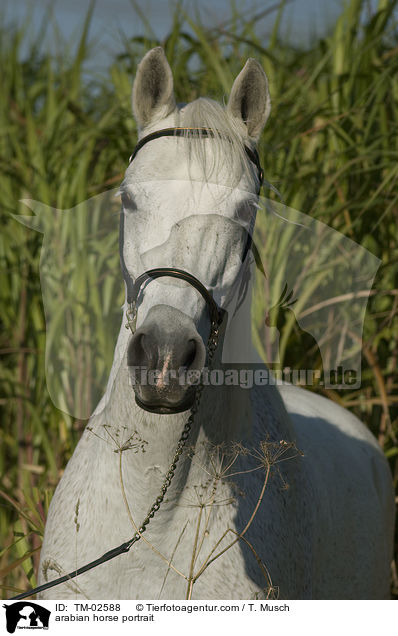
(14, 48), (393, 600)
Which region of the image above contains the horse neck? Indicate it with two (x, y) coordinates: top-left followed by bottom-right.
(92, 301), (253, 502)
(94, 280), (293, 509)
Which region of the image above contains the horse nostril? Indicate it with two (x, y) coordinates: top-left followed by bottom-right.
(128, 332), (149, 368)
(182, 339), (197, 370)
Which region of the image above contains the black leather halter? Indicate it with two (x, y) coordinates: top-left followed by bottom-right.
(120, 127), (264, 334)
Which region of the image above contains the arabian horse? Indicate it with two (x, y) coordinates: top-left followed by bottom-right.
(37, 48), (394, 600)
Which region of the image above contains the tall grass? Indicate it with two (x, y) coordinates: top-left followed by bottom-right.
(0, 0), (397, 597)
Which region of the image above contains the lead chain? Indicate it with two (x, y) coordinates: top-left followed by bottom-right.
(10, 315), (221, 599)
(131, 320), (218, 540)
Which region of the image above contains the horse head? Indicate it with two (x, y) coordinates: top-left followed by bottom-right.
(120, 47), (270, 413)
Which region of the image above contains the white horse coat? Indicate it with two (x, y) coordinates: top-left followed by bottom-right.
(38, 48), (394, 600)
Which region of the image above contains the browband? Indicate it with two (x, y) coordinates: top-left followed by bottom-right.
(128, 127), (264, 190)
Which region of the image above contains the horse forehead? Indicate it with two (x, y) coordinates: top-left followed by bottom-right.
(129, 179), (250, 216)
(123, 138), (190, 183)
(124, 136), (254, 192)
(125, 181), (250, 254)
(141, 214), (246, 261)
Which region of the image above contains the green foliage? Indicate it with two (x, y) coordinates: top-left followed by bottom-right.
(0, 0), (397, 598)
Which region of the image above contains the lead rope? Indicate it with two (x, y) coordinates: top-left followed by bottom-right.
(10, 320), (219, 601)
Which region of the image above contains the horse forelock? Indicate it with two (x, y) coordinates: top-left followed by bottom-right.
(176, 97), (258, 191)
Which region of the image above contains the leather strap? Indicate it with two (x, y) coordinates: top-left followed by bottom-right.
(129, 127), (264, 190)
(129, 267), (224, 326)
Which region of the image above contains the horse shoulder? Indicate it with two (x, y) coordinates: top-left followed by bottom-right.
(277, 383), (394, 598)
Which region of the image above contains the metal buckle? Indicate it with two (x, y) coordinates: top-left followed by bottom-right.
(125, 301), (137, 333)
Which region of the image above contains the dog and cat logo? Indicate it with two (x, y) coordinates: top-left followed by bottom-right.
(3, 602), (50, 633)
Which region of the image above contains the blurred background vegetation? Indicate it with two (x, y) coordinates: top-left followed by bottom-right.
(0, 0), (397, 598)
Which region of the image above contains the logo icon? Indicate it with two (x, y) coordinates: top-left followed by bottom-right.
(3, 602), (51, 633)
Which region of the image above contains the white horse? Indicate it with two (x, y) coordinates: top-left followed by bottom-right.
(38, 48), (394, 600)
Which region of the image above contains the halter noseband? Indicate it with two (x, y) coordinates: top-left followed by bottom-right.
(120, 127), (264, 336)
(125, 267), (225, 334)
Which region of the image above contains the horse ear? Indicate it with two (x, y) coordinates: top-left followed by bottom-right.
(132, 47), (176, 129)
(227, 59), (271, 140)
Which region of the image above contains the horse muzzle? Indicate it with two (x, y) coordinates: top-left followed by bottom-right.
(127, 304), (206, 414)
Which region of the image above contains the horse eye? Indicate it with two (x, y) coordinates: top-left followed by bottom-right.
(235, 201), (256, 224)
(121, 191), (136, 210)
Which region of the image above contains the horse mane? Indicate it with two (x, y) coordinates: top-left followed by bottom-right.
(176, 97), (258, 191)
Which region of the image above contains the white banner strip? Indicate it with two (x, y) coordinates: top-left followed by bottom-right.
(1, 599), (395, 635)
